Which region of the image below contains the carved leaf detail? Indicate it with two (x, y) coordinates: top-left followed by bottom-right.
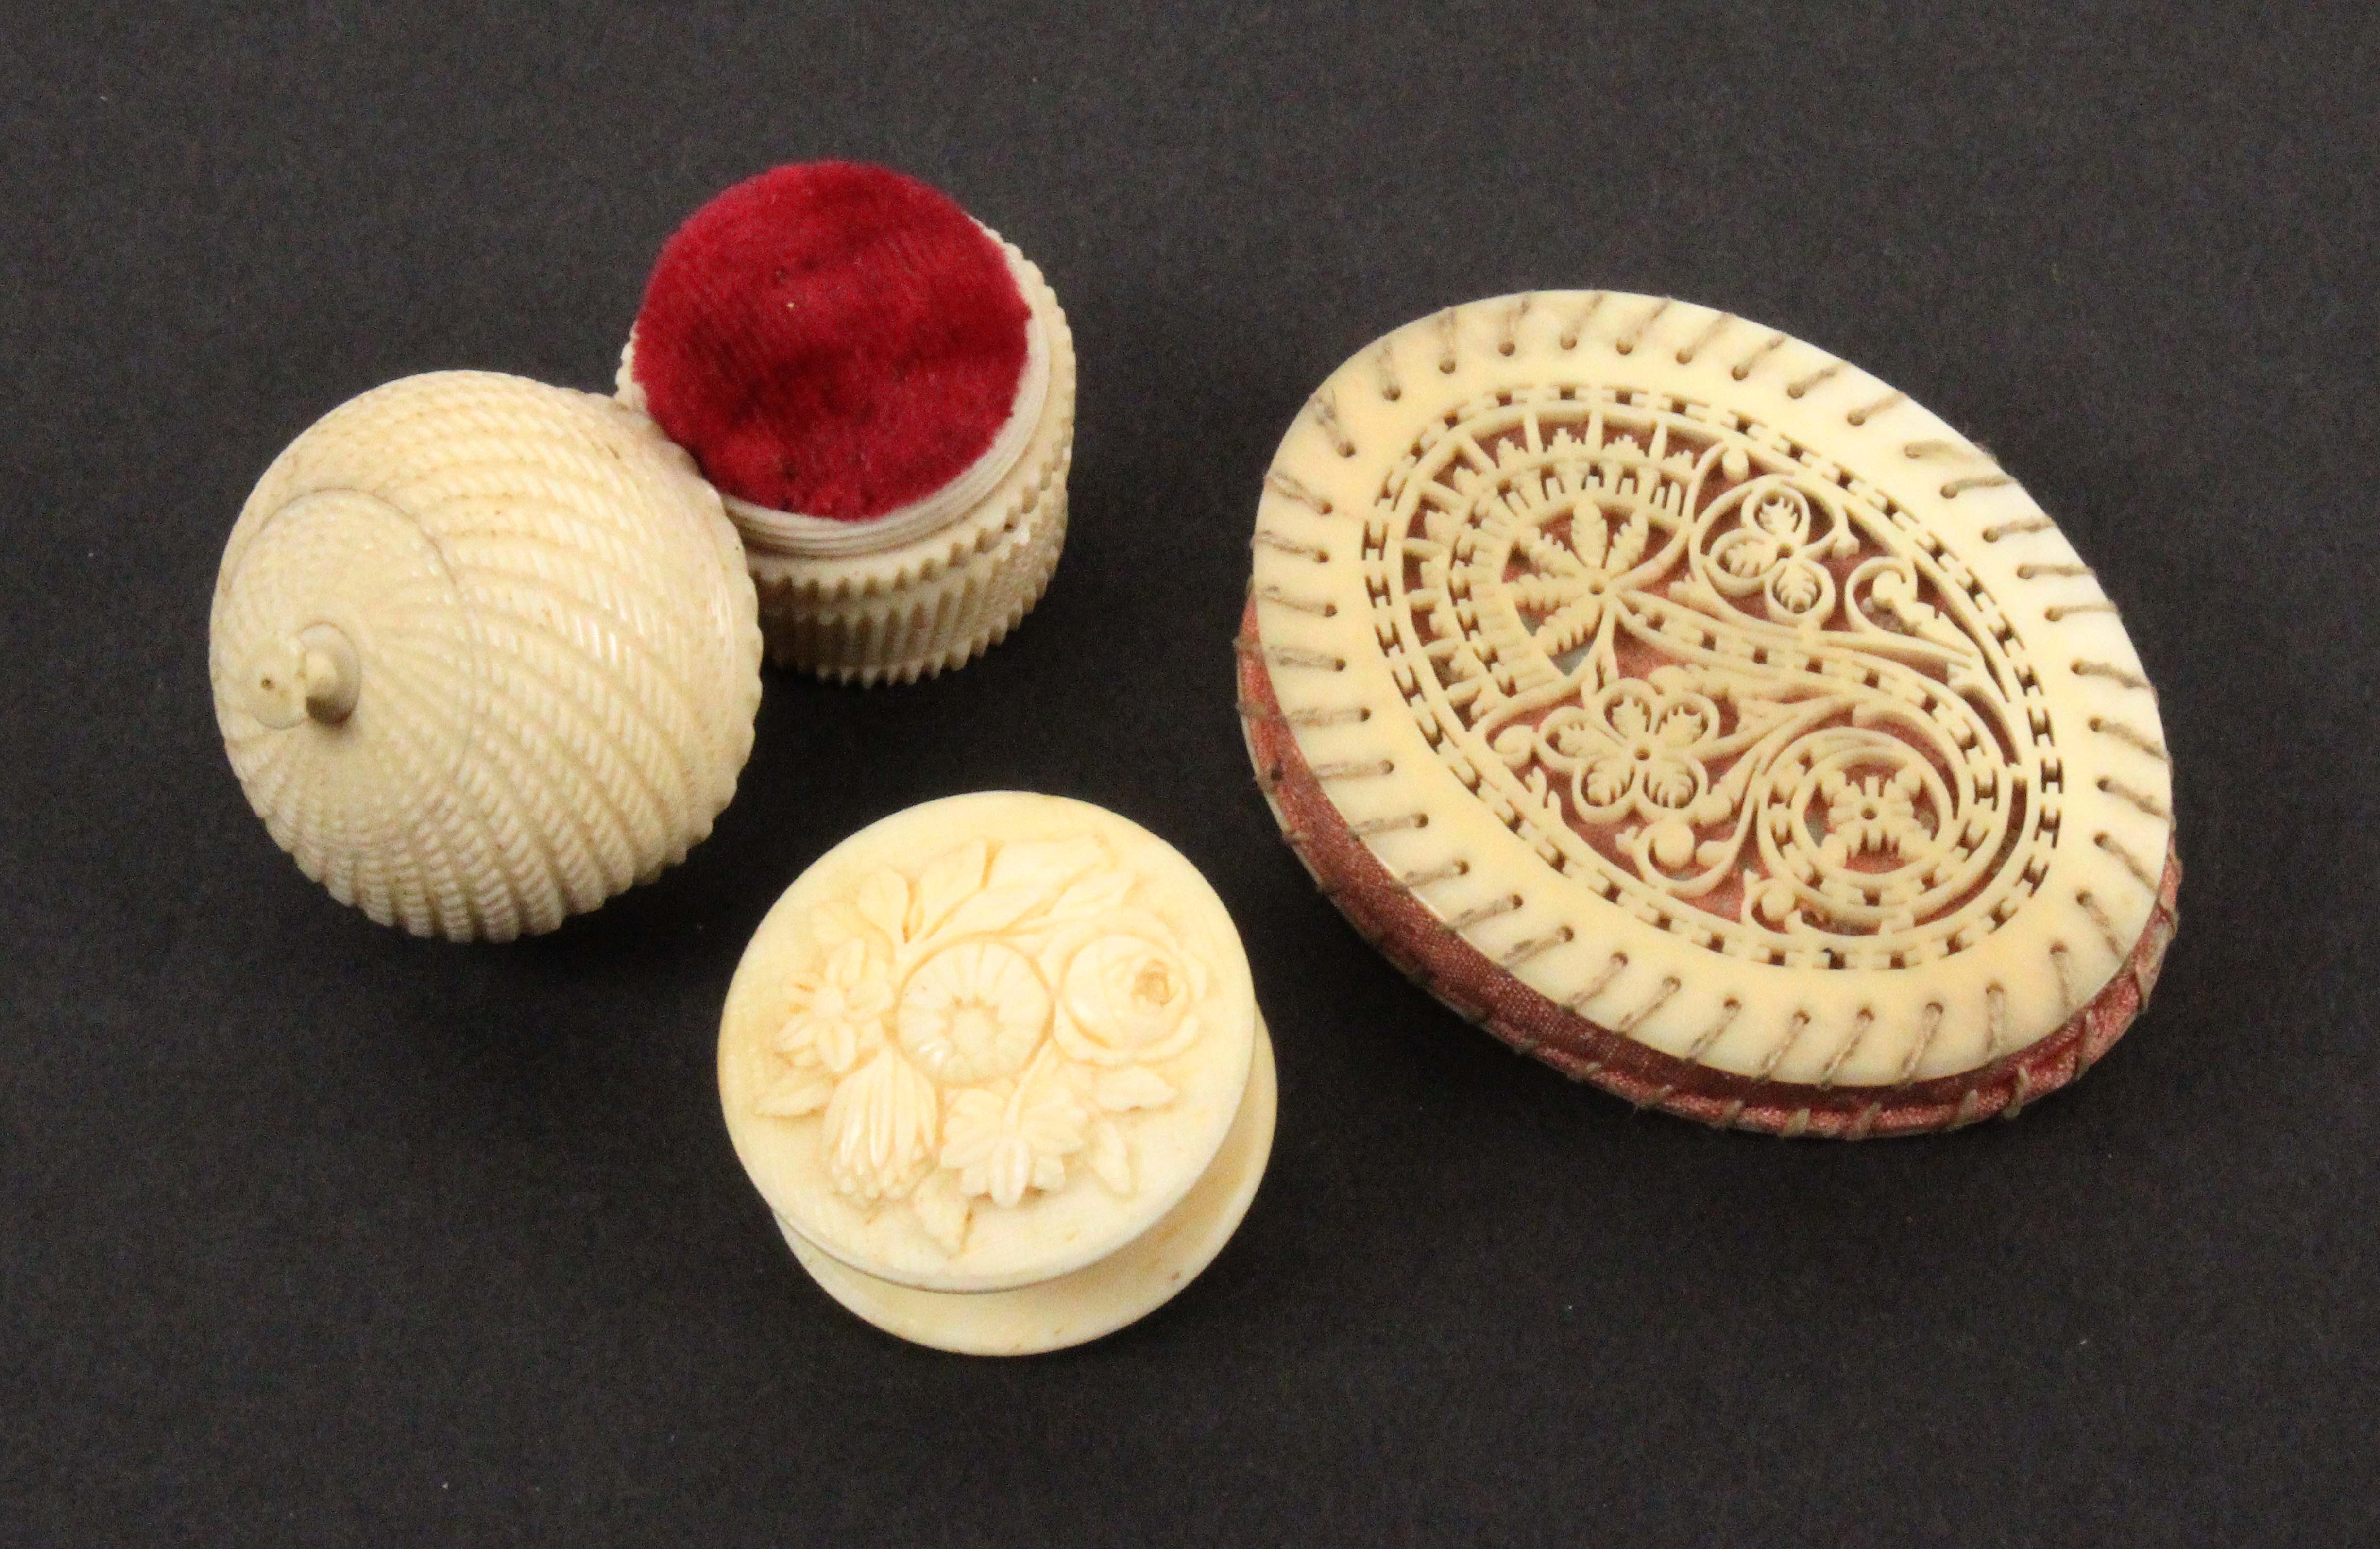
(911, 1169), (971, 1254)
(1087, 1118), (1132, 1195)
(1772, 561), (1824, 614)
(1094, 1066), (1176, 1111)
(1607, 508), (1648, 572)
(1721, 536), (1775, 578)
(935, 885), (1054, 943)
(1571, 505), (1609, 568)
(911, 839), (988, 940)
(1583, 758), (1633, 806)
(986, 836), (1105, 896)
(1643, 760), (1697, 809)
(1657, 705), (1707, 748)
(755, 1068), (834, 1117)
(857, 869), (910, 946)
(990, 1137), (1039, 1208)
(1041, 869), (1136, 930)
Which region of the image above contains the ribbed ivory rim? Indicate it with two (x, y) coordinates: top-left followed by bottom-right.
(1245, 290), (2176, 1089)
(618, 232), (1050, 560)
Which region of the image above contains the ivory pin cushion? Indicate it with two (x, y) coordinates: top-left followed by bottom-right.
(210, 371), (763, 940)
(718, 792), (1275, 1354)
(1239, 293), (2177, 1136)
(621, 162), (1075, 685)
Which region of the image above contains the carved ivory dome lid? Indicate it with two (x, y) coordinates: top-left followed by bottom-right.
(1239, 293), (2178, 1137)
(719, 792), (1273, 1353)
(210, 371), (763, 941)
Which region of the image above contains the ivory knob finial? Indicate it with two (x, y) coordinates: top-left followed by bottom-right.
(241, 623), (359, 729)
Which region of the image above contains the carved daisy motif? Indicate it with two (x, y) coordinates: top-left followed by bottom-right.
(897, 940), (1050, 1084)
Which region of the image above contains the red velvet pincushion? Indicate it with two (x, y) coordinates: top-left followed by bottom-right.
(629, 162), (1032, 522)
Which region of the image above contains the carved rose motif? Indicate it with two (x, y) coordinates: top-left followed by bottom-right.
(756, 835), (1209, 1254)
(1052, 920), (1204, 1066)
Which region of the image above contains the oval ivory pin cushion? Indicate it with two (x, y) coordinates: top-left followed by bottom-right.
(211, 371), (763, 941)
(622, 162), (1075, 685)
(1239, 293), (2177, 1137)
(719, 793), (1274, 1354)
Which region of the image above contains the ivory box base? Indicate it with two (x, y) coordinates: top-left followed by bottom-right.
(780, 1023), (1275, 1355)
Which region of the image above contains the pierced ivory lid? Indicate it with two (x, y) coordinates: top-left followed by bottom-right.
(1243, 293), (2176, 1110)
(719, 793), (1258, 1294)
(210, 371), (763, 941)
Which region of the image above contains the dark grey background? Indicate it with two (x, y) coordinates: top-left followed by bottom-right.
(4, 3), (2374, 1545)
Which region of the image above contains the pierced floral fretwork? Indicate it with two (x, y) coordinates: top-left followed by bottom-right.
(1367, 387), (2056, 969)
(754, 835), (1208, 1254)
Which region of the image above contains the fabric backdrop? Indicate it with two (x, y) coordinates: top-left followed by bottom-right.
(3, 4), (2372, 1545)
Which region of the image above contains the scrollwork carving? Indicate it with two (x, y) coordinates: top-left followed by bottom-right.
(1371, 391), (2052, 969)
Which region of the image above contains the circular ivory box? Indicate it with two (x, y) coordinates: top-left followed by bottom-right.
(620, 161), (1076, 688)
(210, 371), (763, 941)
(719, 792), (1275, 1354)
(1238, 292), (2178, 1138)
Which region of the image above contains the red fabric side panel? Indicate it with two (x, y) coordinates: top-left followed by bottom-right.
(1236, 598), (2182, 1138)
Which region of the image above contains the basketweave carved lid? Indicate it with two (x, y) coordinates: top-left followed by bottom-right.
(1244, 293), (2174, 1097)
(209, 371), (764, 941)
(719, 793), (1259, 1294)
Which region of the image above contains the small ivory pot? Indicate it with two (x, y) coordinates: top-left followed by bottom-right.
(718, 792), (1274, 1354)
(621, 238), (1075, 687)
(209, 371), (763, 940)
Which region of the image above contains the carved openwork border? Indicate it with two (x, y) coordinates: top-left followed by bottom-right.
(1361, 384), (2059, 969)
(1242, 292), (2176, 1098)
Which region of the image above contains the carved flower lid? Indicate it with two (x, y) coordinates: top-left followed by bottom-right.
(719, 792), (1260, 1296)
(1239, 293), (2178, 1138)
(209, 372), (764, 941)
